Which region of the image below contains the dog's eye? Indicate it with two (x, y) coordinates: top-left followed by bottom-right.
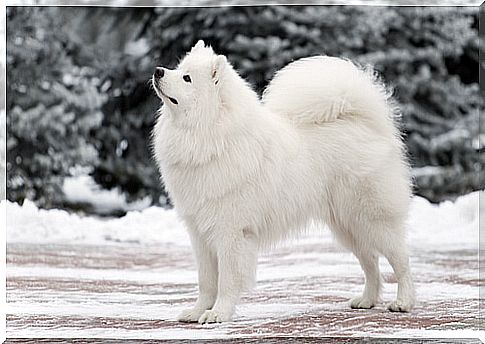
(183, 75), (191, 83)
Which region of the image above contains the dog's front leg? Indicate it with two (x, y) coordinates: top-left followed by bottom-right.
(177, 232), (218, 322)
(198, 228), (258, 323)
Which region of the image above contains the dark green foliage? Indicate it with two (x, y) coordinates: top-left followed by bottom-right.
(6, 6), (481, 211)
(143, 6), (482, 203)
(6, 7), (106, 208)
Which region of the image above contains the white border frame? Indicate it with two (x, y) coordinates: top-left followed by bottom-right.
(0, 1), (482, 343)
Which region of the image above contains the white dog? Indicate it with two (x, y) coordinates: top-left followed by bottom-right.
(152, 40), (415, 324)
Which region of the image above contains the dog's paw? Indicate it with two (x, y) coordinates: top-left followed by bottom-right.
(388, 299), (414, 312)
(198, 309), (231, 324)
(350, 296), (376, 309)
(177, 308), (206, 322)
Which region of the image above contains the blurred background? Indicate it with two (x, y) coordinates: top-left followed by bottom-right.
(5, 5), (483, 216)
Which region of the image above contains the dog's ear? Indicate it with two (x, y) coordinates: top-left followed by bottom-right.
(212, 55), (227, 85)
(192, 40), (205, 51)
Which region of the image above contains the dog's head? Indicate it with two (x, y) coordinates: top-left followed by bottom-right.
(152, 40), (228, 121)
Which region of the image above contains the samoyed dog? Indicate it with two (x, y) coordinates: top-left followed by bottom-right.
(152, 40), (415, 323)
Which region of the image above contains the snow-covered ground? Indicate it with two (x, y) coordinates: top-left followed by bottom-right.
(4, 191), (483, 340)
(5, 191), (480, 250)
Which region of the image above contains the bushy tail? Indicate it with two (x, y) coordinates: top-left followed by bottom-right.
(262, 56), (398, 125)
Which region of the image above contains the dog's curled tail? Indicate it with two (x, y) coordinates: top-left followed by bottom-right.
(262, 56), (397, 125)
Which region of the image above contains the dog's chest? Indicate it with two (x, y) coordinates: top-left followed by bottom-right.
(154, 123), (267, 211)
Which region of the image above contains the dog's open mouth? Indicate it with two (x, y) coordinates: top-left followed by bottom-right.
(159, 90), (178, 105)
(164, 94), (178, 105)
(153, 79), (178, 105)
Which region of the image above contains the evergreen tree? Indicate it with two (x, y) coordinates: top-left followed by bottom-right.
(140, 6), (481, 202)
(6, 7), (106, 208)
(6, 6), (481, 211)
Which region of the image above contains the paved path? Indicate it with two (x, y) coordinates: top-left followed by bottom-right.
(6, 239), (482, 341)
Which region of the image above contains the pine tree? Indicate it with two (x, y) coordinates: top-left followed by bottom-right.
(6, 7), (106, 208)
(6, 6), (481, 209)
(140, 6), (481, 202)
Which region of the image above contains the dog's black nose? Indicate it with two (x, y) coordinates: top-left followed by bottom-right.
(154, 67), (164, 79)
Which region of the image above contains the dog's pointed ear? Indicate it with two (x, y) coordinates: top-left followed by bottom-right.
(192, 40), (205, 51)
(212, 55), (227, 85)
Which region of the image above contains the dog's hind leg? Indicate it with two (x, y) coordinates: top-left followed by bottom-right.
(198, 227), (258, 323)
(350, 247), (382, 309)
(332, 226), (382, 309)
(379, 239), (415, 312)
(177, 232), (218, 322)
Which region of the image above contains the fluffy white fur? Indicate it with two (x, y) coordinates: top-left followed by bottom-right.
(152, 40), (415, 324)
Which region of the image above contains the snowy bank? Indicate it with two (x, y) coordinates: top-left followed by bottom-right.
(3, 191), (480, 251)
(5, 200), (188, 246)
(62, 174), (153, 215)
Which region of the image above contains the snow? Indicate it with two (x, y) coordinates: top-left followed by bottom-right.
(62, 174), (152, 215)
(407, 192), (479, 251)
(4, 191), (480, 251)
(4, 191), (482, 340)
(5, 197), (187, 246)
